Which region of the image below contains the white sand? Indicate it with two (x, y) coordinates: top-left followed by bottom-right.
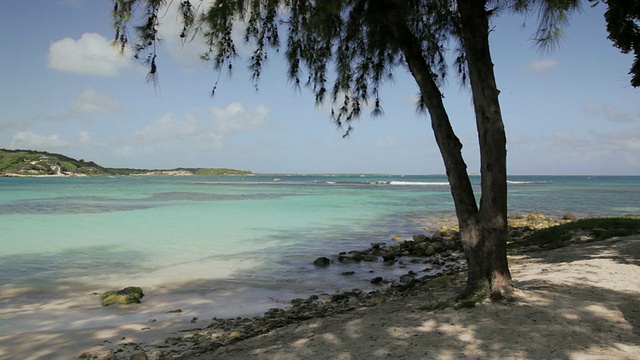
(188, 236), (640, 360)
(2, 236), (640, 360)
(0, 287), (287, 360)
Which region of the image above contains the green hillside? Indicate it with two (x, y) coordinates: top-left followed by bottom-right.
(0, 149), (108, 176)
(192, 168), (252, 175)
(0, 149), (251, 177)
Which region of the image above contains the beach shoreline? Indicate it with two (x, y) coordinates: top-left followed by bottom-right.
(5, 214), (640, 360)
(184, 235), (640, 360)
(3, 234), (637, 360)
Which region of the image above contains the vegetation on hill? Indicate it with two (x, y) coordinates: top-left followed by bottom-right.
(511, 216), (640, 250)
(0, 149), (251, 177)
(0, 149), (108, 176)
(192, 168), (252, 176)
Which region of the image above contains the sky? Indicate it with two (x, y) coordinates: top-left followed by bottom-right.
(0, 1), (638, 175)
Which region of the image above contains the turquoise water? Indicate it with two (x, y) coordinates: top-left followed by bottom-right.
(1, 175), (639, 334)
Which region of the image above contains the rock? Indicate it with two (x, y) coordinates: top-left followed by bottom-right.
(291, 298), (305, 307)
(362, 254), (379, 262)
(341, 271), (355, 276)
(313, 257), (331, 267)
(400, 274), (415, 283)
(165, 337), (181, 345)
(167, 309), (182, 313)
(381, 253), (396, 262)
(412, 234), (428, 243)
(130, 352), (148, 360)
(227, 330), (245, 340)
(391, 235), (404, 242)
(371, 242), (387, 249)
(427, 275), (453, 288)
(101, 287), (144, 306)
(338, 255), (360, 264)
(370, 276), (384, 284)
(526, 212), (546, 222)
(424, 245), (436, 256)
(562, 213), (578, 221)
(443, 240), (458, 250)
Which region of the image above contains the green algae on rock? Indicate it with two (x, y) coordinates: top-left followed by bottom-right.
(101, 286), (144, 306)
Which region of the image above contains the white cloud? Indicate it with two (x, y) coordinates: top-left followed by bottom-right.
(585, 103), (638, 123)
(78, 131), (105, 148)
(377, 136), (398, 148)
(71, 88), (120, 115)
(602, 104), (635, 123)
(507, 128), (640, 174)
(530, 59), (559, 74)
(113, 103), (270, 160)
(11, 131), (70, 149)
(133, 114), (200, 142)
(211, 103), (270, 133)
(48, 33), (131, 76)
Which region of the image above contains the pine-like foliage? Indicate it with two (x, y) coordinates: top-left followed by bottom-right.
(112, 0), (639, 130)
(598, 0), (640, 87)
(113, 0), (465, 135)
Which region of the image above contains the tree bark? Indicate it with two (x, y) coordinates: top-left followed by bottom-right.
(380, 0), (512, 300)
(457, 0), (513, 299)
(379, 1), (479, 228)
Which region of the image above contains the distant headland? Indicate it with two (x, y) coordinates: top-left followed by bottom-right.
(0, 149), (252, 177)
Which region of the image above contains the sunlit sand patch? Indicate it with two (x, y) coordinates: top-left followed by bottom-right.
(319, 332), (342, 345)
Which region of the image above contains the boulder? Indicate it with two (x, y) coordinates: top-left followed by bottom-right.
(381, 253), (396, 262)
(338, 251), (363, 264)
(101, 286), (144, 306)
(361, 254), (379, 262)
(313, 257), (331, 267)
(412, 234), (429, 243)
(427, 275), (453, 288)
(400, 274), (415, 283)
(130, 352), (148, 360)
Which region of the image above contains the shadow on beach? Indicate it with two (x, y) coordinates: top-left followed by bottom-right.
(183, 237), (640, 360)
(3, 238), (639, 359)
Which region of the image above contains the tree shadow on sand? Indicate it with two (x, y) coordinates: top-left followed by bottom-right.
(521, 236), (640, 267)
(188, 237), (640, 359)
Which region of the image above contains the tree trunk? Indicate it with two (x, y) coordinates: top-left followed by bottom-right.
(380, 0), (512, 300)
(457, 0), (513, 299)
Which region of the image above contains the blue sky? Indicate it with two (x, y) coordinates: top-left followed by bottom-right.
(0, 1), (638, 175)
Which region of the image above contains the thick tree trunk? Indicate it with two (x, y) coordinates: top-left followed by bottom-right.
(380, 1), (479, 229)
(457, 0), (513, 299)
(380, 0), (512, 300)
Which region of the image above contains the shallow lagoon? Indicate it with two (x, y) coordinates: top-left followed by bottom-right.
(1, 175), (639, 343)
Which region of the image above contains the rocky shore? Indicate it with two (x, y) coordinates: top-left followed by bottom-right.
(74, 212), (576, 360)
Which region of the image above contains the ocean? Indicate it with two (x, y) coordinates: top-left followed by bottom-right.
(1, 174), (639, 340)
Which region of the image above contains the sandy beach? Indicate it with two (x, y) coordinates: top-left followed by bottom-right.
(2, 235), (639, 359)
(187, 235), (640, 360)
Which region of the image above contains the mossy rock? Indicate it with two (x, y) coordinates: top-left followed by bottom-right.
(427, 275), (453, 288)
(101, 286), (144, 306)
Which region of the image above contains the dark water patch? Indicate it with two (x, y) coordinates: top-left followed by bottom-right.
(144, 191), (285, 202)
(0, 198), (155, 215)
(0, 246), (150, 286)
(0, 191), (288, 215)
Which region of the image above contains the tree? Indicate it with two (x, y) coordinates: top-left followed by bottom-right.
(595, 0), (640, 87)
(112, 0), (639, 300)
